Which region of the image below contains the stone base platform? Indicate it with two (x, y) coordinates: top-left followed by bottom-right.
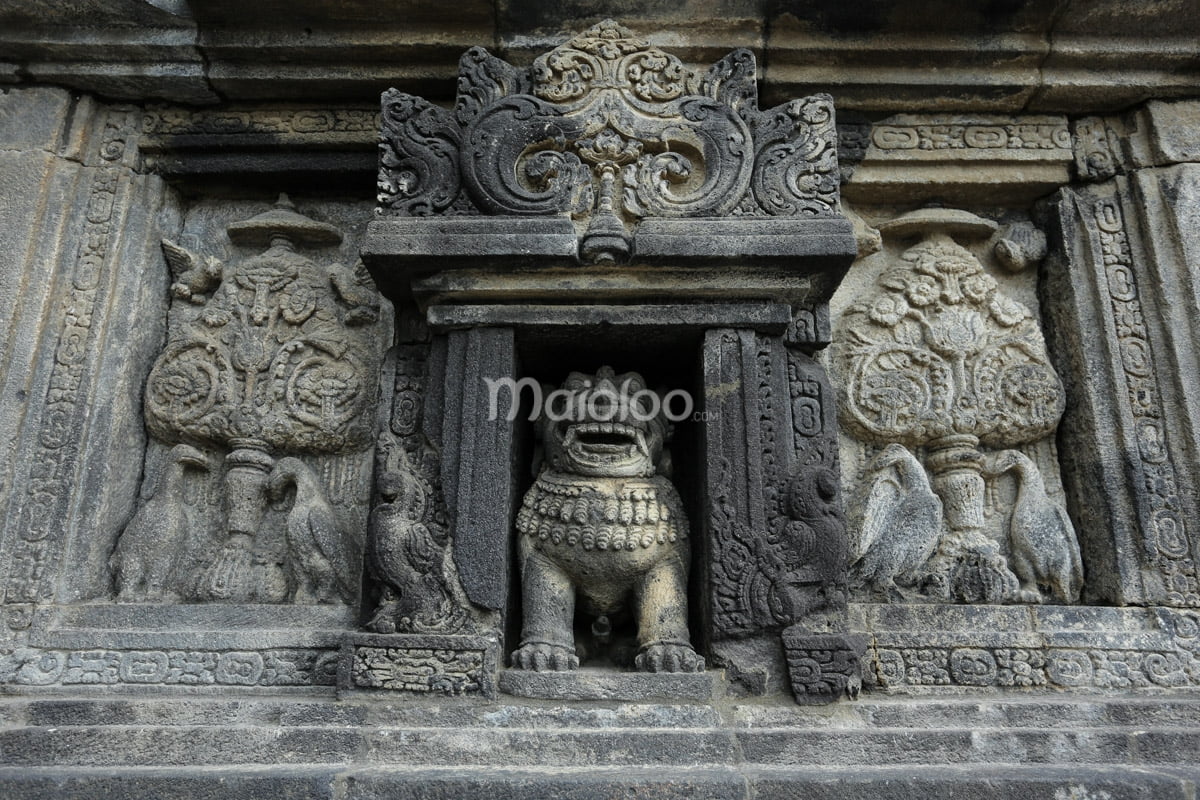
(4, 604), (1200, 796)
(498, 667), (721, 701)
(1, 694), (1199, 798)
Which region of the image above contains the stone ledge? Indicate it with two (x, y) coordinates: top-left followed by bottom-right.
(6, 9), (1200, 113)
(498, 667), (722, 702)
(0, 741), (1197, 799)
(852, 603), (1200, 693)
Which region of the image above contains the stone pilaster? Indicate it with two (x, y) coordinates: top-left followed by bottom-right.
(1043, 145), (1200, 607)
(440, 327), (520, 623)
(0, 88), (177, 636)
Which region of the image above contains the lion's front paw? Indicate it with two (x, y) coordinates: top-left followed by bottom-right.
(511, 641), (579, 672)
(635, 642), (704, 673)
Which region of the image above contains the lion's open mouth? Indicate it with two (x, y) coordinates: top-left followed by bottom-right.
(563, 422), (649, 466)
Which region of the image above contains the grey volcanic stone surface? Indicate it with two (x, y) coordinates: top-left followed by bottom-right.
(5, 2), (1200, 111)
(1, 696), (1200, 797)
(499, 668), (720, 701)
(4, 9), (1200, 799)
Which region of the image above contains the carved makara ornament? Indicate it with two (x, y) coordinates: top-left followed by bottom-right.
(833, 209), (1082, 604)
(512, 368), (703, 673)
(377, 19), (840, 263)
(113, 196), (384, 604)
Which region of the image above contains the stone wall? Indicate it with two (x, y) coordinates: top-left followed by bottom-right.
(2, 5), (1200, 797)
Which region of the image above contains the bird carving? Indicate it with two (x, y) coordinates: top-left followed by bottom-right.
(848, 443), (944, 600)
(329, 259), (380, 326)
(268, 457), (353, 604)
(111, 443), (209, 601)
(983, 449), (1082, 603)
(161, 238), (223, 304)
(366, 446), (467, 633)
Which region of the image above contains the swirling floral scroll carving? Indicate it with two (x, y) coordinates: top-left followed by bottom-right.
(375, 19), (845, 260)
(377, 92), (464, 216)
(751, 95), (840, 216)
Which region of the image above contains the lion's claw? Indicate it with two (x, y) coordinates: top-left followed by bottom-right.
(511, 642), (579, 672)
(635, 642), (704, 673)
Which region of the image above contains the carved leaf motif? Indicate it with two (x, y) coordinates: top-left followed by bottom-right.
(749, 95), (840, 216)
(456, 46), (529, 127)
(700, 49), (758, 120)
(378, 90), (463, 217)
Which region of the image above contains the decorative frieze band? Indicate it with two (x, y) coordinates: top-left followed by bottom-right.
(864, 606), (1200, 692)
(0, 647), (339, 688)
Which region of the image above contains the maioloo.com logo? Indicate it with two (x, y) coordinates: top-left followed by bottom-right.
(483, 376), (712, 423)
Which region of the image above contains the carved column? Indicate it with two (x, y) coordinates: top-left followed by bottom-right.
(440, 326), (520, 619)
(703, 328), (856, 701)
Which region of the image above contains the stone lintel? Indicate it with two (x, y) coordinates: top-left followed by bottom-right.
(632, 218), (857, 266)
(843, 113), (1073, 205)
(411, 267), (819, 311)
(426, 304), (793, 336)
(364, 217), (856, 302)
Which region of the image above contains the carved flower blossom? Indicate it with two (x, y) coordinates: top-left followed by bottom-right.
(868, 294), (909, 327)
(989, 294), (1028, 326)
(924, 308), (987, 357)
(904, 275), (940, 307)
(961, 272), (994, 304)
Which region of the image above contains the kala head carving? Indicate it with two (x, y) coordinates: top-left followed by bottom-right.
(513, 367), (702, 673)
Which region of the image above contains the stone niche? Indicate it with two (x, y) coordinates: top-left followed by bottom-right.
(359, 19), (862, 703)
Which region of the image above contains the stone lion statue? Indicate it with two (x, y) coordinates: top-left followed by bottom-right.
(511, 367), (703, 673)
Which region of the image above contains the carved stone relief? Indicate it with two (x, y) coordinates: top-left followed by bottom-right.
(110, 196), (387, 604)
(707, 333), (849, 638)
(831, 208), (1082, 606)
(363, 18), (858, 701)
(376, 19), (842, 264)
(512, 368), (702, 673)
(366, 362), (485, 636)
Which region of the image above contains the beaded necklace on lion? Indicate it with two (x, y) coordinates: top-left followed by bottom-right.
(516, 472), (685, 551)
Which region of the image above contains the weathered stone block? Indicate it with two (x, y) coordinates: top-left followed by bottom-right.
(339, 632), (499, 698)
(499, 668), (721, 702)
